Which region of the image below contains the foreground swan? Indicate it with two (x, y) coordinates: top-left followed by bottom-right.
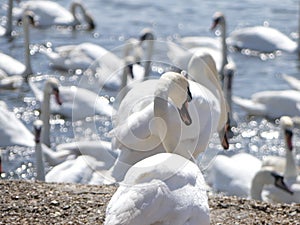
(16, 1), (95, 30)
(105, 153), (210, 225)
(227, 26), (298, 53)
(110, 72), (193, 181)
(29, 77), (115, 124)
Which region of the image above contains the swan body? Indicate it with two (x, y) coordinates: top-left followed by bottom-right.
(29, 77), (115, 122)
(16, 1), (95, 29)
(207, 152), (262, 197)
(227, 26), (297, 53)
(105, 153), (210, 225)
(233, 90), (300, 119)
(0, 101), (35, 147)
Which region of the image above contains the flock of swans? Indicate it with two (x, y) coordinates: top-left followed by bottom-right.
(0, 0), (300, 224)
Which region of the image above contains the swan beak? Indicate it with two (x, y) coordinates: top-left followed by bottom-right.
(128, 63), (134, 79)
(285, 129), (293, 151)
(187, 86), (192, 102)
(272, 172), (294, 195)
(219, 122), (230, 150)
(178, 100), (192, 126)
(53, 88), (62, 105)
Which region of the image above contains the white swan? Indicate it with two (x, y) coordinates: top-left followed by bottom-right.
(16, 1), (95, 30)
(262, 116), (300, 203)
(29, 77), (115, 124)
(109, 72), (193, 181)
(250, 169), (293, 201)
(206, 152), (263, 197)
(0, 100), (35, 147)
(105, 153), (210, 225)
(0, 11), (33, 86)
(232, 90), (300, 119)
(227, 26), (298, 53)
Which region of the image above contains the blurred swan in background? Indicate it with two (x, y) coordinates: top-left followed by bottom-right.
(29, 77), (115, 124)
(282, 74), (300, 91)
(0, 0), (13, 37)
(105, 153), (210, 225)
(15, 1), (95, 30)
(0, 11), (34, 89)
(232, 90), (300, 119)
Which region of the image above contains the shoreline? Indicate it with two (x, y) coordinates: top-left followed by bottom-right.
(1, 180), (299, 224)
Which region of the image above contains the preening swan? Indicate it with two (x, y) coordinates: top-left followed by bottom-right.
(105, 153), (210, 225)
(16, 1), (95, 30)
(232, 90), (300, 119)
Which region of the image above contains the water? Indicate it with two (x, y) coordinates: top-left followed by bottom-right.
(0, 0), (299, 180)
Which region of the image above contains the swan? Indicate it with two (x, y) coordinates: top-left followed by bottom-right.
(0, 11), (33, 81)
(168, 12), (235, 77)
(0, 100), (35, 147)
(105, 153), (210, 225)
(232, 90), (300, 119)
(29, 77), (115, 125)
(250, 169), (293, 201)
(227, 26), (298, 54)
(262, 116), (300, 203)
(33, 120), (74, 181)
(15, 1), (95, 30)
(109, 72), (193, 181)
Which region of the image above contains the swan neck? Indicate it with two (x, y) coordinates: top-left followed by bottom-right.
(119, 64), (129, 101)
(23, 15), (33, 78)
(251, 174), (264, 200)
(70, 2), (85, 24)
(5, 0), (13, 37)
(223, 73), (233, 114)
(35, 141), (45, 181)
(143, 40), (154, 78)
(41, 91), (51, 147)
(284, 148), (298, 178)
(221, 21), (228, 76)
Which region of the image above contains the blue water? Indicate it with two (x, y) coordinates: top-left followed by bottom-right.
(0, 0), (299, 180)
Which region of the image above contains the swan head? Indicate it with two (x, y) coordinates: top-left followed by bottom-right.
(18, 11), (36, 26)
(33, 120), (43, 144)
(251, 169), (293, 200)
(160, 72), (192, 126)
(211, 12), (225, 30)
(70, 1), (95, 30)
(44, 78), (62, 105)
(139, 28), (155, 42)
(280, 116), (294, 151)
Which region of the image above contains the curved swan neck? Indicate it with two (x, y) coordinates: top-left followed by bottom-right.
(41, 91), (51, 147)
(5, 0), (13, 37)
(284, 139), (298, 179)
(22, 14), (33, 79)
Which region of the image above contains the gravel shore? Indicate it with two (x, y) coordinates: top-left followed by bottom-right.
(1, 180), (299, 224)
